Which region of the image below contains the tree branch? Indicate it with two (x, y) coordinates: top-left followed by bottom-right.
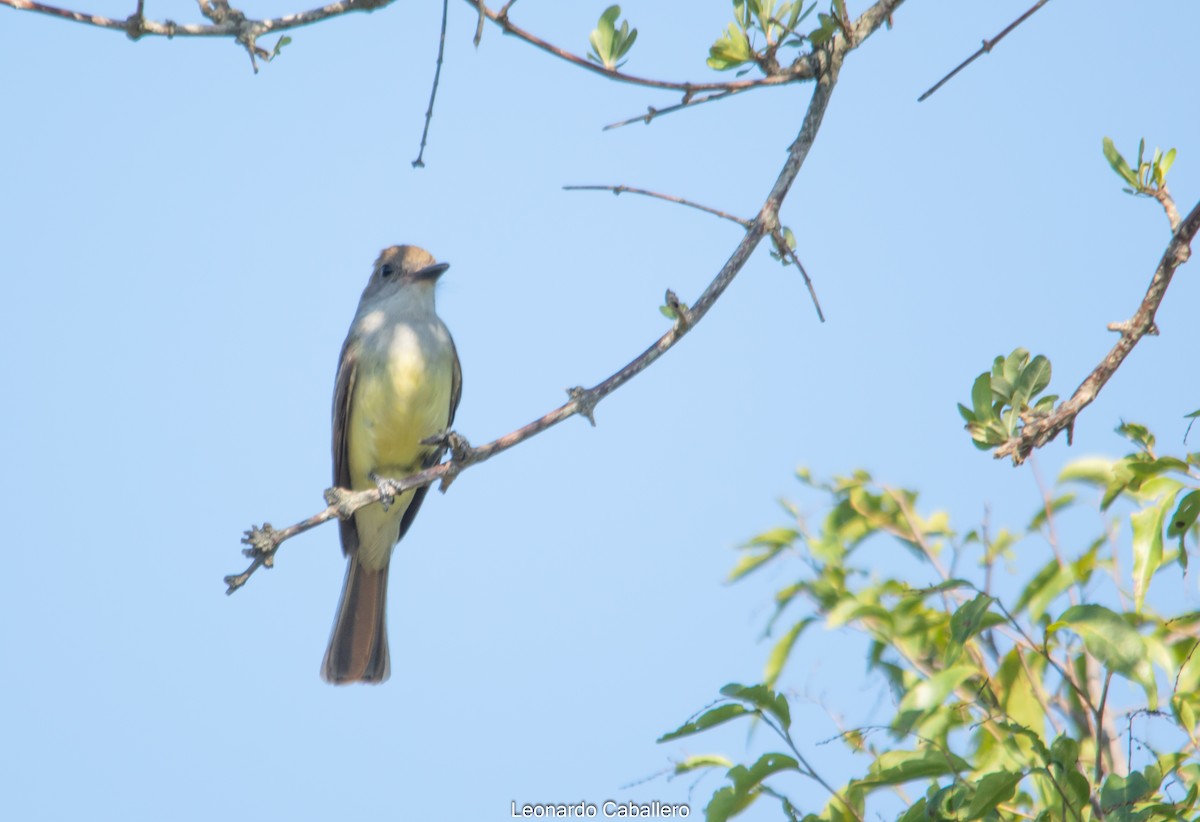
(227, 0), (907, 592)
(467, 0), (818, 94)
(995, 194), (1200, 465)
(562, 184), (751, 227)
(918, 0), (1051, 102)
(412, 0), (450, 167)
(2, 0), (393, 67)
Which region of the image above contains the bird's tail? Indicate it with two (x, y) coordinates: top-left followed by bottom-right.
(321, 554), (390, 684)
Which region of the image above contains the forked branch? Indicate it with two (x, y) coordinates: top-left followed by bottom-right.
(996, 193), (1200, 464)
(227, 0), (906, 592)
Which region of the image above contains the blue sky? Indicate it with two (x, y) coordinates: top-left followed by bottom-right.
(2, 2), (1198, 820)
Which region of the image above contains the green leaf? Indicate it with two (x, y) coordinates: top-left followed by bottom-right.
(764, 618), (812, 688)
(708, 24), (754, 71)
(1050, 604), (1157, 707)
(1058, 456), (1115, 487)
(1126, 456), (1189, 478)
(719, 683), (791, 730)
(1160, 147), (1177, 179)
(748, 526), (800, 547)
(1002, 348), (1029, 386)
(587, 5), (636, 70)
(1167, 490), (1200, 539)
(658, 703), (750, 742)
(1103, 137), (1139, 187)
(914, 578), (975, 596)
(895, 664), (976, 733)
(1011, 354), (1051, 412)
(965, 770), (1023, 817)
(1131, 494), (1172, 612)
(1050, 734), (1080, 770)
(947, 593), (995, 665)
(587, 6), (619, 67)
(613, 23), (637, 62)
(860, 748), (971, 786)
(1028, 492), (1076, 532)
(1117, 420), (1155, 451)
(896, 799), (928, 822)
(672, 754), (734, 775)
(971, 372), (993, 420)
(809, 12), (837, 45)
(1015, 557), (1075, 622)
(730, 752), (800, 793)
(704, 785), (756, 822)
(1100, 771), (1153, 810)
(1033, 394), (1057, 415)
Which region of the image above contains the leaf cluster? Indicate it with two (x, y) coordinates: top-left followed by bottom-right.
(958, 348), (1056, 450)
(588, 5), (639, 71)
(1103, 137), (1177, 198)
(660, 431), (1200, 820)
(707, 0), (834, 74)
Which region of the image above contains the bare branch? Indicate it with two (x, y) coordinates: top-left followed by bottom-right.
(995, 195), (1200, 465)
(228, 0), (907, 591)
(770, 228), (825, 323)
(412, 0), (450, 168)
(603, 87), (754, 131)
(2, 0), (393, 64)
(562, 184), (751, 227)
(918, 0), (1051, 102)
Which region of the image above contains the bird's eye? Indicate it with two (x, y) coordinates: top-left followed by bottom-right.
(380, 263), (395, 278)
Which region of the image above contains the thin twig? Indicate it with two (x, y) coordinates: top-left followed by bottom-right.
(227, 0), (908, 592)
(412, 0), (450, 168)
(562, 184), (750, 227)
(603, 88), (747, 131)
(564, 185), (824, 321)
(758, 712), (864, 822)
(770, 228), (824, 323)
(995, 194), (1200, 464)
(1094, 671), (1113, 785)
(917, 0), (1051, 102)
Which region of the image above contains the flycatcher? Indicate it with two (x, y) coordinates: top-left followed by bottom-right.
(322, 245), (461, 685)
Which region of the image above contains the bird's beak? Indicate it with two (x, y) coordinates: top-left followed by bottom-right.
(411, 262), (450, 282)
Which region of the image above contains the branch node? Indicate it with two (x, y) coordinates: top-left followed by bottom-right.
(124, 3), (145, 40)
(240, 522), (278, 561)
(567, 386), (598, 427)
(322, 486), (359, 520)
(664, 289), (692, 331)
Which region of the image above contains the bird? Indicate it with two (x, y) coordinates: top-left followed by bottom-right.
(321, 245), (461, 684)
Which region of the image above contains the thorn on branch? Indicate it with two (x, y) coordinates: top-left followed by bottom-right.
(567, 386), (598, 427)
